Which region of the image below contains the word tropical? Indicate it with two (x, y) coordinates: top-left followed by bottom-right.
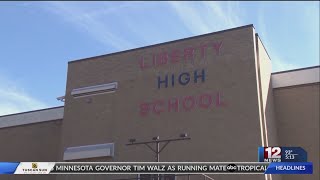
(139, 92), (225, 116)
(158, 69), (205, 89)
(139, 41), (223, 70)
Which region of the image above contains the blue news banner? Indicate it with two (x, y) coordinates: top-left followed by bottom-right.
(0, 162), (313, 175)
(258, 146), (313, 174)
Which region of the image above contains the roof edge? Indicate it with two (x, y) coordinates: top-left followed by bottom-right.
(0, 106), (64, 118)
(68, 24), (254, 64)
(255, 33), (272, 61)
(272, 66), (319, 88)
(272, 65), (320, 75)
(0, 106), (64, 129)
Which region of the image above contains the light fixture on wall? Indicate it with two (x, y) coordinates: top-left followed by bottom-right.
(71, 82), (118, 98)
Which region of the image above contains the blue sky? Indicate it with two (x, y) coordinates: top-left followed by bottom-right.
(0, 1), (319, 115)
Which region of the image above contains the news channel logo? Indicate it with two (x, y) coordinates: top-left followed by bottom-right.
(258, 147), (307, 162)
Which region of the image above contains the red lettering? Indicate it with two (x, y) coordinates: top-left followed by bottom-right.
(169, 50), (181, 64)
(153, 100), (165, 115)
(139, 91), (226, 117)
(199, 44), (208, 59)
(198, 93), (212, 108)
(212, 41), (223, 55)
(216, 92), (225, 106)
(152, 54), (157, 67)
(139, 57), (149, 70)
(139, 41), (223, 69)
(168, 98), (179, 112)
(156, 52), (169, 66)
(140, 103), (150, 116)
(182, 96), (195, 111)
(183, 47), (195, 63)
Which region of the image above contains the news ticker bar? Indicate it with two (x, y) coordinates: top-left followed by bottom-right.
(0, 162), (313, 175)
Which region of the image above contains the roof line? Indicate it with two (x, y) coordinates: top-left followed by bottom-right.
(255, 33), (272, 61)
(273, 82), (320, 90)
(272, 65), (320, 75)
(68, 24), (254, 64)
(0, 106), (64, 118)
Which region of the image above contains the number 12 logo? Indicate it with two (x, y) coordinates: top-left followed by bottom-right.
(264, 147), (281, 159)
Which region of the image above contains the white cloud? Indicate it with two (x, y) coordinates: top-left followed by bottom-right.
(257, 6), (299, 72)
(40, 1), (314, 73)
(270, 54), (300, 72)
(43, 2), (136, 50)
(0, 75), (48, 116)
(169, 2), (212, 34)
(42, 1), (245, 50)
(301, 3), (320, 62)
(168, 1), (300, 72)
(168, 1), (243, 35)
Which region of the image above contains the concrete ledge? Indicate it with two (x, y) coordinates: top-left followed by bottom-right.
(272, 66), (319, 88)
(63, 143), (114, 160)
(0, 106), (64, 129)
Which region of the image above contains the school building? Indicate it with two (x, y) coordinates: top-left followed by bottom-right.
(0, 24), (319, 180)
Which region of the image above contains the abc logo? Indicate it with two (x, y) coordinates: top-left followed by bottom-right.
(226, 164), (237, 172)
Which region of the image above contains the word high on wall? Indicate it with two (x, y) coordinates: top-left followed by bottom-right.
(158, 69), (205, 89)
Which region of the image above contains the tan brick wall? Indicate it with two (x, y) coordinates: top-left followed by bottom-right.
(0, 120), (62, 161)
(255, 34), (279, 147)
(61, 25), (265, 180)
(273, 83), (320, 180)
(255, 34), (281, 180)
(0, 120), (62, 180)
